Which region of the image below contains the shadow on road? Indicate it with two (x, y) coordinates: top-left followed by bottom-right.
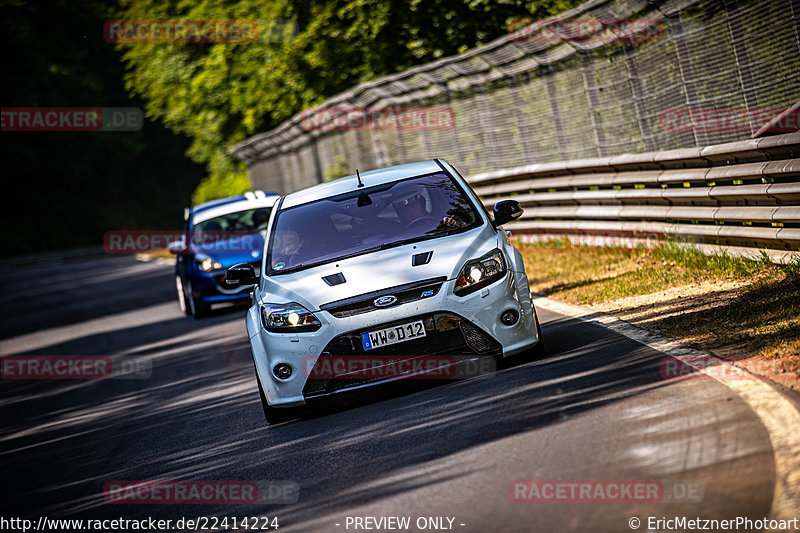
(1, 257), (773, 526)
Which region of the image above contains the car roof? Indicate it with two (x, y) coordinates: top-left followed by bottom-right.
(191, 193), (279, 224)
(281, 160), (446, 209)
(192, 190), (277, 214)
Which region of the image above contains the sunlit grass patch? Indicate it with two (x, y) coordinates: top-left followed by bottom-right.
(518, 237), (800, 365)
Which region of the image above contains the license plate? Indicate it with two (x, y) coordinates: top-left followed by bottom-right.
(362, 320), (426, 350)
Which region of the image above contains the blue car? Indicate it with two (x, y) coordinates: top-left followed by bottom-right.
(169, 191), (279, 318)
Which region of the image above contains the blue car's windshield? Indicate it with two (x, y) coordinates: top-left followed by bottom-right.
(192, 207), (271, 244)
(267, 172), (481, 274)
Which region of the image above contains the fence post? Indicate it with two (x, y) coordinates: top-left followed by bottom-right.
(724, 0), (760, 134)
(668, 13), (706, 147)
(440, 80), (462, 162)
(542, 63), (569, 160)
(509, 72), (536, 163)
(473, 82), (501, 169)
(310, 135), (324, 184)
(792, 0), (800, 55)
(371, 127), (391, 168)
(579, 50), (607, 157)
(623, 41), (656, 152)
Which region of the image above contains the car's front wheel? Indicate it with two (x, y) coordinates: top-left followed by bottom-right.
(175, 275), (191, 316)
(497, 308), (546, 369)
(256, 376), (303, 425)
(530, 308), (546, 357)
(186, 280), (209, 319)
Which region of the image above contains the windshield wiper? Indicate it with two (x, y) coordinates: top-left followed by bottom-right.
(379, 237), (427, 250)
(335, 237), (427, 260)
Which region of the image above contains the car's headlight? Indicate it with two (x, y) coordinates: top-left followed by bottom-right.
(454, 249), (507, 296)
(196, 254), (222, 272)
(261, 303), (321, 332)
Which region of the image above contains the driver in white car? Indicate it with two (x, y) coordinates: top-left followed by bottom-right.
(395, 192), (427, 226)
(394, 191), (465, 229)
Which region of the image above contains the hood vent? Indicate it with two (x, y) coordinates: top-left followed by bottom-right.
(320, 276), (446, 318)
(412, 251), (433, 266)
(322, 273), (346, 286)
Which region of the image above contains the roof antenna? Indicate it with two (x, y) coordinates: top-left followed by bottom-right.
(356, 169), (364, 188)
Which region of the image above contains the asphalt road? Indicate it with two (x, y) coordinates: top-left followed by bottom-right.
(0, 256), (787, 532)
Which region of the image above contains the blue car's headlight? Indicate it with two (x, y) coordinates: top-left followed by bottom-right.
(261, 303), (321, 333)
(195, 253), (222, 272)
(454, 249), (507, 296)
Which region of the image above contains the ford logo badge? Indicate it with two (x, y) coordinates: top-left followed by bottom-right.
(374, 295), (398, 307)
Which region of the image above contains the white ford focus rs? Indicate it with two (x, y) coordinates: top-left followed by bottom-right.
(226, 159), (544, 423)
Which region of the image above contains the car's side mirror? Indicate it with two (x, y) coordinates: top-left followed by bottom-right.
(168, 240), (188, 254)
(493, 200), (523, 227)
(226, 263), (259, 286)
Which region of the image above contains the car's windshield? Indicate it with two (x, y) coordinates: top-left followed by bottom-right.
(267, 172), (481, 274)
(191, 207), (271, 244)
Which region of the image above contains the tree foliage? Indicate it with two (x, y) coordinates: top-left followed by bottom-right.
(1, 0), (204, 255)
(116, 0), (580, 202)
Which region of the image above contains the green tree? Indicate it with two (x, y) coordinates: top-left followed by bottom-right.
(1, 0), (204, 255)
(116, 0), (580, 203)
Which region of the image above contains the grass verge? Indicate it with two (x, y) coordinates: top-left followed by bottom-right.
(518, 238), (800, 389)
(138, 249), (174, 260)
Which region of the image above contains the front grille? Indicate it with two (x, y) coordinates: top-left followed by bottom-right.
(302, 312), (501, 398)
(460, 320), (498, 354)
(320, 277), (446, 318)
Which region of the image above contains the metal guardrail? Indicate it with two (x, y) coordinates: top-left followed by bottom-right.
(232, 0), (800, 196)
(469, 132), (800, 263)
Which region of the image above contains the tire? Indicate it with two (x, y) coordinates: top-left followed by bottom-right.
(498, 308), (546, 369)
(257, 376), (303, 425)
(529, 307), (546, 357)
(175, 275), (191, 316)
(186, 280), (209, 319)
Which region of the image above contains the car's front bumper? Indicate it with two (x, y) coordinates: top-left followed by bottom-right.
(246, 269), (541, 408)
(190, 266), (256, 306)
